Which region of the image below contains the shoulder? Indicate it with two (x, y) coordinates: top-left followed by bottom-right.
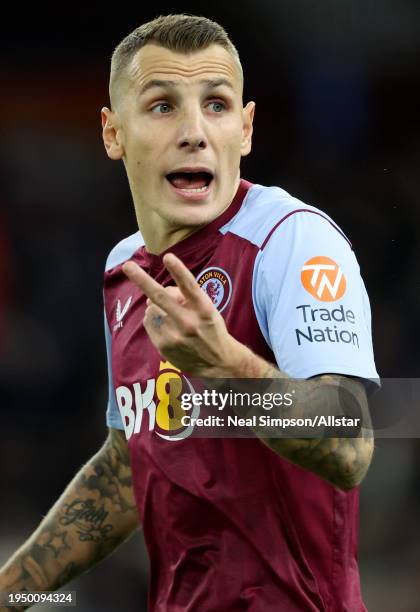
(105, 231), (144, 272)
(222, 183), (350, 250)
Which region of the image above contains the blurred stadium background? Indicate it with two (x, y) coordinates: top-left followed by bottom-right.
(1, 2), (420, 610)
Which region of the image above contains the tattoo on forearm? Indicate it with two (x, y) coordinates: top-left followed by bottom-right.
(1, 430), (138, 593)
(44, 531), (71, 559)
(56, 561), (78, 586)
(82, 453), (135, 515)
(287, 375), (372, 487)
(60, 499), (113, 542)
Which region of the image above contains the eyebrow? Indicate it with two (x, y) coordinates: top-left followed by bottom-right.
(138, 78), (234, 97)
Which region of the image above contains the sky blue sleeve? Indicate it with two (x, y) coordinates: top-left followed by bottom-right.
(104, 309), (124, 430)
(252, 211), (379, 383)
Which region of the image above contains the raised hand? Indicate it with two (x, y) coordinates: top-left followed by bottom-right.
(122, 253), (244, 376)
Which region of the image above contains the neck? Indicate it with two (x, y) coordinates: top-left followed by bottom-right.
(141, 222), (206, 255)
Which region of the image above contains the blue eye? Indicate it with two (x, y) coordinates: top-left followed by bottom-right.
(152, 103), (172, 114)
(208, 101), (226, 113)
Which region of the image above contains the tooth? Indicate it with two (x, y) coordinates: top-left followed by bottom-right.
(179, 186), (208, 193)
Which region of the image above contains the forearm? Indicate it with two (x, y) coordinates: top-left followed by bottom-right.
(213, 340), (374, 490)
(0, 436), (138, 604)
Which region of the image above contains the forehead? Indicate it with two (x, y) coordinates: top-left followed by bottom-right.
(127, 43), (242, 92)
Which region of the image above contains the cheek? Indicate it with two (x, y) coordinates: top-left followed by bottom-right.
(126, 137), (157, 175)
(218, 121), (245, 156)
(220, 133), (244, 166)
(124, 121), (156, 157)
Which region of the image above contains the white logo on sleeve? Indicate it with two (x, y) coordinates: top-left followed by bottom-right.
(114, 296), (132, 331)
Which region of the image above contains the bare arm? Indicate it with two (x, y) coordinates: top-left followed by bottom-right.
(0, 428), (138, 608)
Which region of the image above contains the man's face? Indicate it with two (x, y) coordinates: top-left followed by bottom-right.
(102, 43), (254, 244)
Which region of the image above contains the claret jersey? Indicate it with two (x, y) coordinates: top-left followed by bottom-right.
(103, 179), (378, 612)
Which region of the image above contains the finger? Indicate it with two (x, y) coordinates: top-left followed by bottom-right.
(163, 253), (212, 310)
(123, 261), (185, 320)
(147, 287), (184, 307)
(164, 285), (188, 305)
(145, 302), (167, 321)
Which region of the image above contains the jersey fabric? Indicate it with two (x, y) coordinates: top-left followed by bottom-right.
(103, 180), (378, 611)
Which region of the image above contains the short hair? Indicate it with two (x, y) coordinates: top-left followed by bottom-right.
(109, 14), (243, 107)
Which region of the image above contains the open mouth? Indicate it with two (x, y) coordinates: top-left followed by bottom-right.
(166, 171), (214, 193)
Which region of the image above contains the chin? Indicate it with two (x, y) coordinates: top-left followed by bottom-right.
(148, 196), (211, 228)
(168, 208), (215, 229)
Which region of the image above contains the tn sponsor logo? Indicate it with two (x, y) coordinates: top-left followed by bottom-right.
(301, 256), (346, 302)
(113, 296), (132, 331)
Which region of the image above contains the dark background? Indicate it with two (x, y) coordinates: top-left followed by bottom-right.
(1, 2), (420, 610)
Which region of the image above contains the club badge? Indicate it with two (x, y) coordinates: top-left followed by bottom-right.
(196, 267), (232, 312)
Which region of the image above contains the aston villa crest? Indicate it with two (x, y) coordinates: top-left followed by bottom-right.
(196, 267), (232, 313)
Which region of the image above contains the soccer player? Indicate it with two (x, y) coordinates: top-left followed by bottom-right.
(0, 14), (378, 611)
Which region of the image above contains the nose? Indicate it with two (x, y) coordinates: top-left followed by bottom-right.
(176, 105), (208, 151)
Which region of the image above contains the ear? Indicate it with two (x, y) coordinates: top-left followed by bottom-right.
(240, 101), (255, 157)
(101, 107), (124, 160)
